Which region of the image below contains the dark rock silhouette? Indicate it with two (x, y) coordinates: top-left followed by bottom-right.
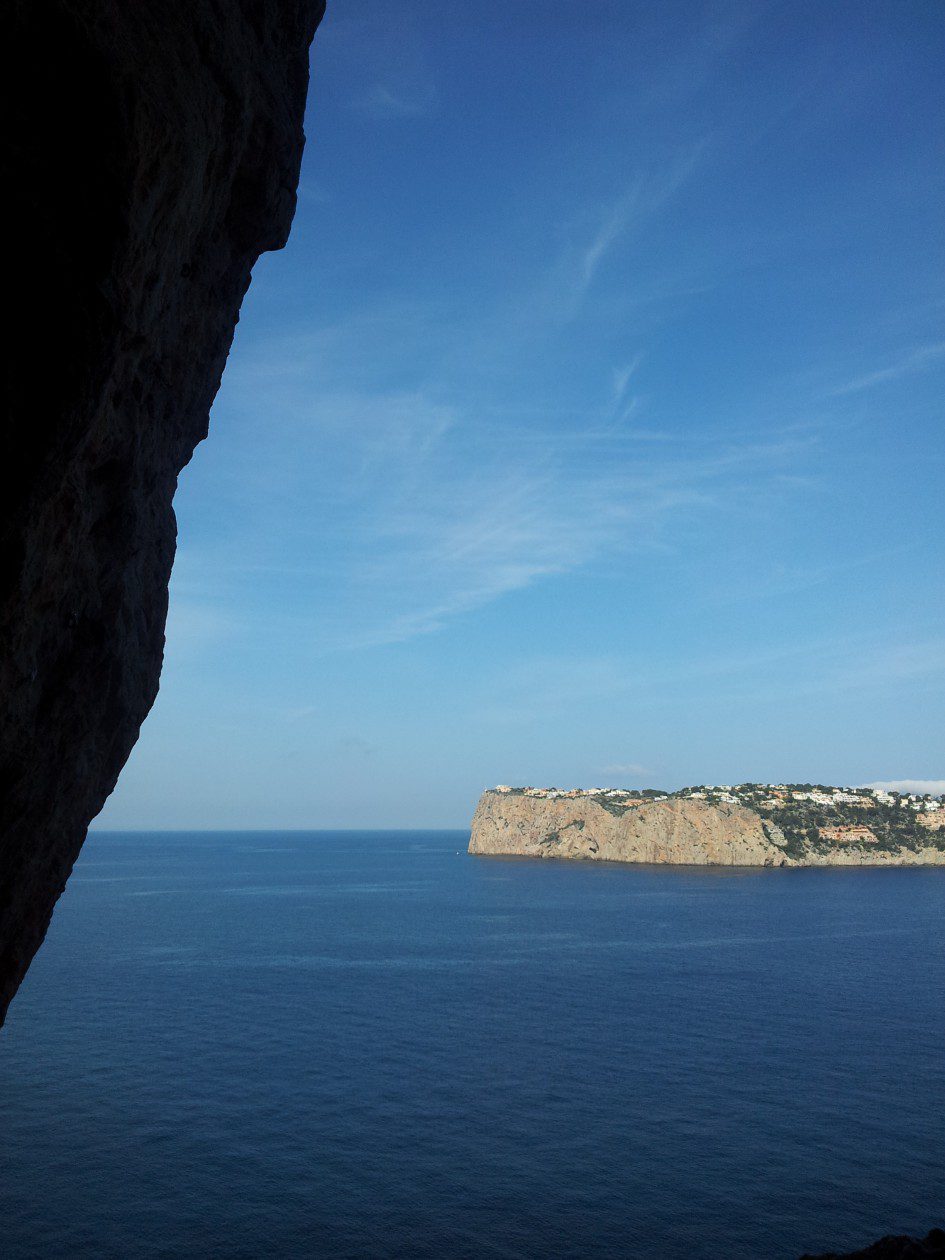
(802, 1228), (945, 1259)
(0, 0), (325, 1024)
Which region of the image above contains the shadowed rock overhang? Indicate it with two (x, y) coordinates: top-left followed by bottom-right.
(0, 0), (325, 1025)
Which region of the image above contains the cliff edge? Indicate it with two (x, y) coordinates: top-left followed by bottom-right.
(470, 791), (791, 866)
(0, 0), (325, 1025)
(469, 787), (945, 867)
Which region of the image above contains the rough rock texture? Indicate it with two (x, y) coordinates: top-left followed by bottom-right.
(800, 1228), (945, 1259)
(470, 792), (790, 865)
(0, 0), (325, 1025)
(468, 792), (945, 867)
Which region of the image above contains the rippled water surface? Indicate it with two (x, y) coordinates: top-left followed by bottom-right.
(2, 831), (943, 1258)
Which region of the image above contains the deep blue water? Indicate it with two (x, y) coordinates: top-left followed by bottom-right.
(1, 831), (943, 1259)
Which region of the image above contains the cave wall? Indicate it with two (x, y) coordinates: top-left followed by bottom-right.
(0, 0), (325, 1024)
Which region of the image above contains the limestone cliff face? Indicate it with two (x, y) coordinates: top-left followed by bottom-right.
(0, 0), (324, 1025)
(470, 792), (791, 865)
(468, 792), (945, 867)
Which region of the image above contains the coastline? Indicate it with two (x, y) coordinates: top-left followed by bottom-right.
(468, 789), (945, 868)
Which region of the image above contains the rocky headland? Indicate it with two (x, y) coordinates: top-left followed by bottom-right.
(469, 784), (945, 867)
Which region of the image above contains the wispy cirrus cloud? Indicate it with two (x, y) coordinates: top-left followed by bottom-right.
(567, 143), (709, 308)
(353, 81), (436, 119)
(178, 125), (852, 659)
(181, 364), (817, 655)
(612, 355), (644, 406)
(831, 342), (945, 395)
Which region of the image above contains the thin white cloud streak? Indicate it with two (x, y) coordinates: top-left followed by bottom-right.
(565, 144), (709, 312)
(831, 342), (945, 395)
(612, 355), (643, 406)
(352, 80), (436, 119)
(178, 138), (831, 657)
(581, 197), (638, 288)
(326, 422), (812, 650)
(177, 385), (815, 656)
(188, 210), (833, 654)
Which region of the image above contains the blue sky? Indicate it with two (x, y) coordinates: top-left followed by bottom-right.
(98, 0), (945, 828)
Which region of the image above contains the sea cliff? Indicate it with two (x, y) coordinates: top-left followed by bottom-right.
(469, 786), (945, 867)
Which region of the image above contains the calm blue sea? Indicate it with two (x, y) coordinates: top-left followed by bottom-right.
(1, 831), (943, 1259)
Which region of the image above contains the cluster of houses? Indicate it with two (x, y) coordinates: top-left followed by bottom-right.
(492, 783), (944, 815)
(493, 785), (659, 802)
(742, 785), (941, 812)
(818, 825), (880, 844)
(681, 784), (943, 811)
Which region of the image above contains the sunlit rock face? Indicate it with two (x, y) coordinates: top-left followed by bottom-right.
(0, 0), (325, 1024)
(470, 791), (792, 865)
(469, 790), (945, 867)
